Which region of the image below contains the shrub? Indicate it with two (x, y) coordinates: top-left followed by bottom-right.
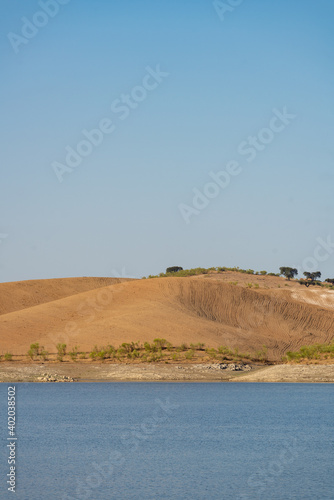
(285, 351), (301, 361)
(246, 283), (253, 288)
(144, 342), (151, 352)
(56, 343), (66, 362)
(97, 349), (107, 361)
(217, 346), (234, 357)
(143, 342), (158, 353)
(148, 354), (160, 362)
(246, 269), (254, 275)
(40, 349), (49, 361)
(4, 353), (13, 361)
(253, 346), (268, 362)
(153, 338), (167, 349)
(89, 346), (99, 360)
(205, 348), (217, 359)
(27, 342), (48, 361)
(259, 270), (267, 275)
(185, 349), (194, 359)
(180, 343), (188, 351)
(27, 342), (41, 360)
(105, 345), (115, 358)
(282, 342), (334, 362)
(69, 346), (79, 361)
(254, 284), (259, 289)
(119, 342), (137, 353)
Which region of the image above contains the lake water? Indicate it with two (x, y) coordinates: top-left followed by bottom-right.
(0, 383), (333, 499)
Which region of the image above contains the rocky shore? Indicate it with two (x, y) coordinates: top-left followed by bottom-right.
(37, 373), (74, 382)
(0, 362), (333, 383)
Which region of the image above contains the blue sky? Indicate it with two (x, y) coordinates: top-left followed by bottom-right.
(1, 0), (333, 282)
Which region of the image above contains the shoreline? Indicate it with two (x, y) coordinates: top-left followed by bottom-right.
(0, 362), (333, 383)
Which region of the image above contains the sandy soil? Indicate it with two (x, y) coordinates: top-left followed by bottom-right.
(1, 273), (334, 361)
(231, 364), (334, 383)
(0, 363), (333, 383)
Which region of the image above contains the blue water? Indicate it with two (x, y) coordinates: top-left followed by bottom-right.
(0, 383), (333, 499)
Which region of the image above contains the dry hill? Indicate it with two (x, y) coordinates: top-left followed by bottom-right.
(1, 273), (334, 360)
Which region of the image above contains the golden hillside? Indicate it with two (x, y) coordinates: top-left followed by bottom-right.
(1, 273), (334, 360)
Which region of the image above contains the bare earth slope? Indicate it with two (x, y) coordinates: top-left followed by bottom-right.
(1, 274), (334, 359)
(0, 277), (131, 315)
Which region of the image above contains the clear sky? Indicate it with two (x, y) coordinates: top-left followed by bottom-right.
(1, 0), (333, 282)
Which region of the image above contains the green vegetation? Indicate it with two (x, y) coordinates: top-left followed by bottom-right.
(56, 343), (67, 362)
(27, 342), (40, 360)
(89, 344), (116, 361)
(166, 266), (183, 273)
(190, 342), (205, 350)
(89, 345), (99, 360)
(253, 346), (268, 362)
(143, 265), (334, 286)
(15, 338), (272, 364)
(145, 266), (261, 279)
(16, 334), (333, 366)
(282, 342), (334, 362)
(279, 267), (298, 280)
(304, 271), (321, 281)
(4, 353), (13, 361)
(153, 338), (168, 349)
(40, 349), (49, 361)
(27, 342), (48, 361)
(69, 346), (80, 361)
(299, 271), (322, 287)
